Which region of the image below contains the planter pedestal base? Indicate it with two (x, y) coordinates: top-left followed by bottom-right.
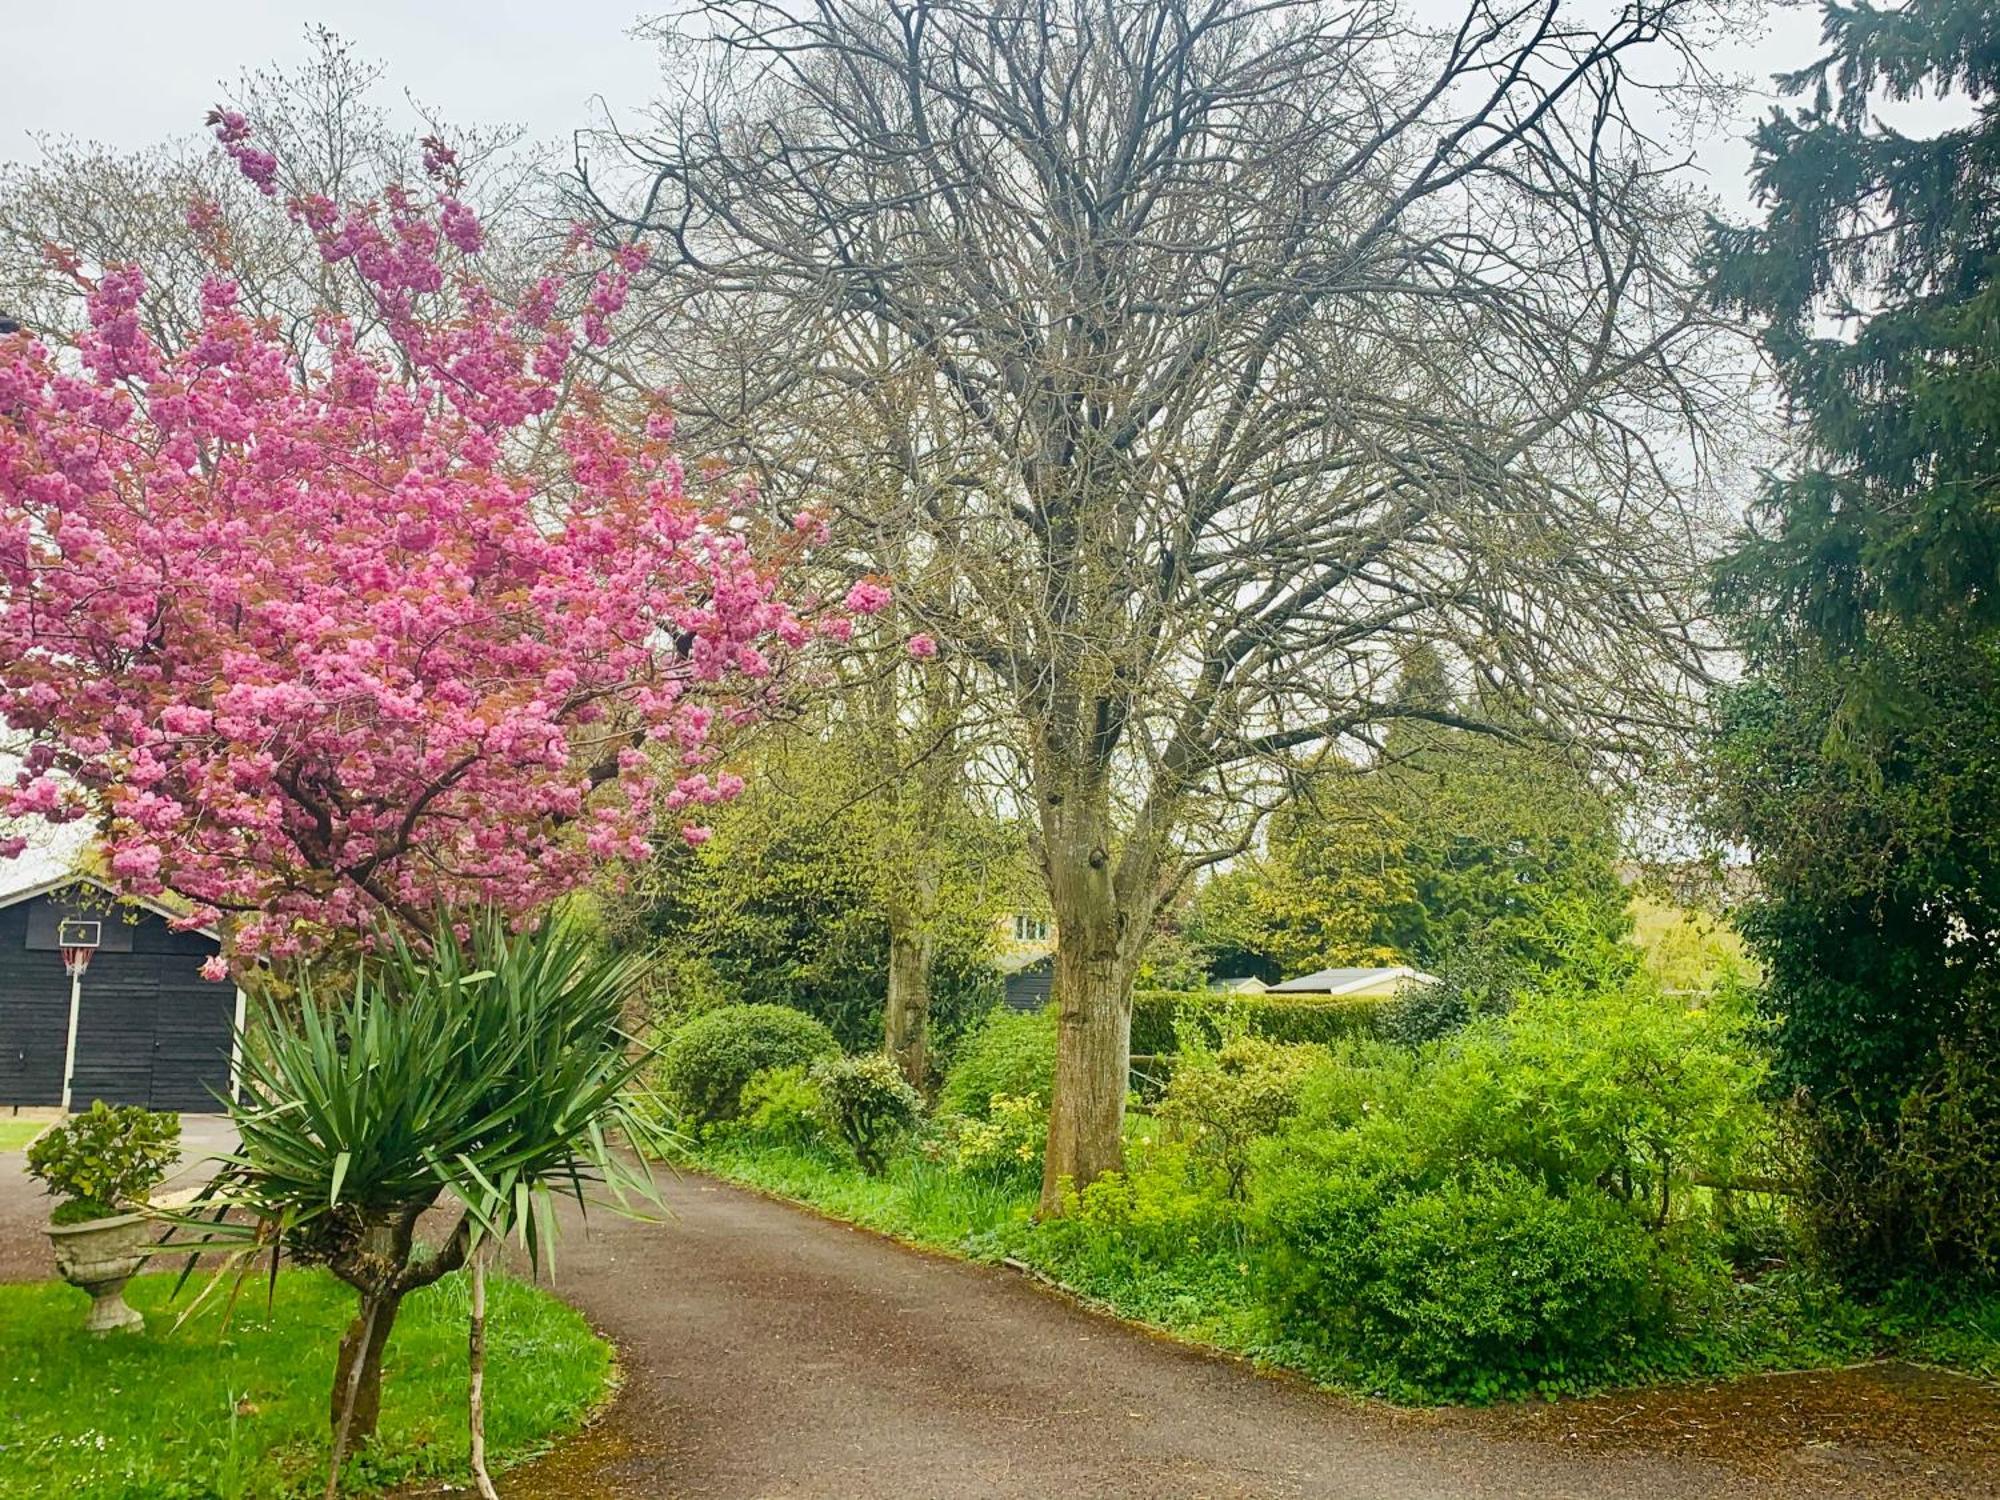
(47, 1212), (156, 1335)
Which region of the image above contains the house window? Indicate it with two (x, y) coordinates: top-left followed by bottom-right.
(1013, 914), (1050, 943)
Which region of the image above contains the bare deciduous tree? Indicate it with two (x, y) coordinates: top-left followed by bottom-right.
(0, 27), (542, 349)
(583, 0), (1739, 1209)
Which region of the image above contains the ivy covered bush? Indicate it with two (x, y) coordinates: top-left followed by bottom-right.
(810, 1053), (924, 1173)
(26, 1101), (181, 1225)
(655, 1003), (839, 1126)
(1376, 942), (1527, 1047)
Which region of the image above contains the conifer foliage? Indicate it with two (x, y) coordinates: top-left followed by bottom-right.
(1707, 0), (2000, 1282)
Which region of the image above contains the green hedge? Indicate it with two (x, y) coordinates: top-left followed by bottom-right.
(1130, 989), (1388, 1055)
(654, 1003), (840, 1125)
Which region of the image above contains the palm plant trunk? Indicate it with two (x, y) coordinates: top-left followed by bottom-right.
(325, 1290), (388, 1500)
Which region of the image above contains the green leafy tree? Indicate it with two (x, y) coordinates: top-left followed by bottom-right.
(1192, 704), (1630, 983)
(1182, 869), (1289, 986)
(629, 733), (1010, 1059)
(1705, 0), (2000, 1281)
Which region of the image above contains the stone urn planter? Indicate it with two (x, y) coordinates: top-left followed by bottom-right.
(46, 1209), (158, 1334)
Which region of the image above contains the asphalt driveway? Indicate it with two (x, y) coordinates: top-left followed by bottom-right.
(4, 1125), (1995, 1498)
(490, 1173), (2000, 1500)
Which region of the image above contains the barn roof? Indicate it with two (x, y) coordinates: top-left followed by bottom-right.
(0, 871), (221, 941)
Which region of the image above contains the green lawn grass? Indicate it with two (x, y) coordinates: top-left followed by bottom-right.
(0, 1119), (47, 1152)
(0, 1267), (613, 1498)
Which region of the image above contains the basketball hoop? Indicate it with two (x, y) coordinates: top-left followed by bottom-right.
(56, 918), (100, 979)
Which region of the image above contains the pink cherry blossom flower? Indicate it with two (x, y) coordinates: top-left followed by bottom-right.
(844, 580), (892, 615)
(438, 199), (483, 255)
(199, 955), (230, 982)
(0, 115), (821, 957)
(906, 633), (938, 660)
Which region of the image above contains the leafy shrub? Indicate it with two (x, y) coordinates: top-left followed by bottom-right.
(1245, 953), (1762, 1397)
(1259, 1145), (1674, 1400)
(1130, 990), (1385, 1054)
(923, 1092), (1047, 1180)
(1283, 1040), (1422, 1135)
(1378, 943), (1527, 1047)
(654, 1003), (839, 1126)
(1413, 961), (1769, 1224)
(737, 1064), (826, 1147)
(1158, 1036), (1318, 1197)
(811, 1053), (925, 1173)
(27, 1101), (181, 1224)
(939, 1006), (1055, 1119)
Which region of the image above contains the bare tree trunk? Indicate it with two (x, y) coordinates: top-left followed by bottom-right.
(468, 1242), (499, 1500)
(1038, 800), (1145, 1216)
(1038, 917), (1133, 1214)
(883, 905), (935, 1090)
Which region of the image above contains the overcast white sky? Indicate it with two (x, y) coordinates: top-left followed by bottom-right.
(0, 1), (1842, 221)
(0, 3), (665, 168)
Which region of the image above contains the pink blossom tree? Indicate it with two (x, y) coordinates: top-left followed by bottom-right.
(0, 114), (816, 957)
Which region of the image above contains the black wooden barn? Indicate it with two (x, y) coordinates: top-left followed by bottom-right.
(0, 876), (239, 1112)
(1002, 955), (1054, 1012)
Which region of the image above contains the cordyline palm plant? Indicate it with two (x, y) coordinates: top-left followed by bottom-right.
(172, 913), (667, 1498)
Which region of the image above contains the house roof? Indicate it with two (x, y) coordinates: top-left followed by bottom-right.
(1265, 965), (1434, 995)
(0, 870), (221, 941)
(1207, 976), (1269, 994)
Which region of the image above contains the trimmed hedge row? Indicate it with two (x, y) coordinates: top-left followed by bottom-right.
(1129, 989), (1389, 1055)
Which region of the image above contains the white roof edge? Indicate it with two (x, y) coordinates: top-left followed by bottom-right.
(1272, 965), (1440, 995)
(0, 871), (222, 942)
(1323, 965), (1429, 994)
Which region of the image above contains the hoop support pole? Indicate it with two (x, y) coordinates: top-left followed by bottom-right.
(59, 965), (83, 1115)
